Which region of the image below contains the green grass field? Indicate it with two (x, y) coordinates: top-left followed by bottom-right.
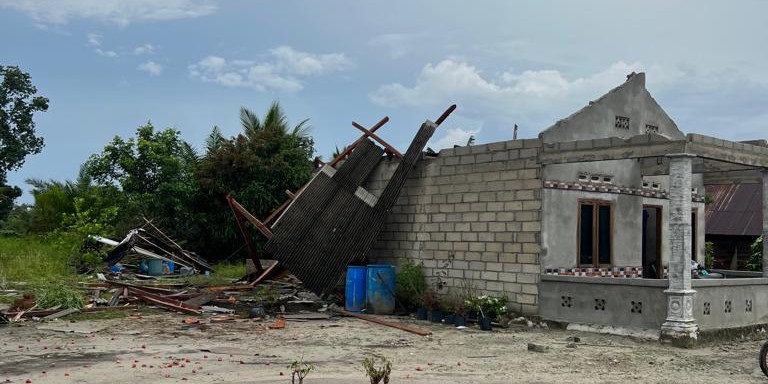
(0, 235), (245, 286)
(0, 236), (75, 286)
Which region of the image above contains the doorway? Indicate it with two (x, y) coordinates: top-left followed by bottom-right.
(642, 206), (662, 278)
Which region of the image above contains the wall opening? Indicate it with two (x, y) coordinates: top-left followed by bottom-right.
(642, 205), (662, 278)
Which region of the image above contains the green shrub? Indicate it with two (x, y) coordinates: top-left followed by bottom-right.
(395, 260), (426, 309)
(30, 281), (84, 309)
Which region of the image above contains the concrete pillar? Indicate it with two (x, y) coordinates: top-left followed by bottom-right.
(763, 170), (768, 277)
(660, 153), (698, 347)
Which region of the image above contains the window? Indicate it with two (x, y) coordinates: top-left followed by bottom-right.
(615, 116), (630, 129)
(645, 124), (659, 134)
(578, 200), (612, 267)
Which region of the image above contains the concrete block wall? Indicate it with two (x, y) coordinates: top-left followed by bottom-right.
(365, 138), (543, 314)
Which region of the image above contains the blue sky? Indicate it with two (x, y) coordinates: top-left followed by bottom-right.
(2, 1), (768, 203)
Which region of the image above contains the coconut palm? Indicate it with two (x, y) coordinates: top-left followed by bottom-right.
(239, 101), (311, 138)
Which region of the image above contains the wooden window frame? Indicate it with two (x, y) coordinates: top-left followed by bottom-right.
(577, 199), (614, 268)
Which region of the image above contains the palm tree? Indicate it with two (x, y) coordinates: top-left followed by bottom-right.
(239, 101), (311, 138)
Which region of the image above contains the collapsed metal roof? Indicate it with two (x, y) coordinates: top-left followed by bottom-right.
(705, 183), (763, 236)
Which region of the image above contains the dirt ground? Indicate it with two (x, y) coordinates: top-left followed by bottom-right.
(1, 310), (767, 384)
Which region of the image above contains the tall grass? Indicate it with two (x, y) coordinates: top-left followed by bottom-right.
(0, 236), (76, 284)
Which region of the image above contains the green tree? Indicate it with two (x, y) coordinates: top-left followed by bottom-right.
(195, 102), (314, 258)
(83, 123), (199, 239)
(0, 65), (49, 220)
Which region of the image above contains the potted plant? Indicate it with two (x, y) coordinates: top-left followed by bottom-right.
(472, 295), (508, 331)
(423, 289), (443, 323)
(453, 300), (468, 327)
(396, 260), (427, 317)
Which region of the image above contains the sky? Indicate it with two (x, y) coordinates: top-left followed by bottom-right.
(1, 0), (768, 203)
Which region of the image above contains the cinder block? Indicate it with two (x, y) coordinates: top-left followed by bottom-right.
(478, 232), (495, 242)
(488, 222), (506, 232)
(504, 282), (522, 293)
(470, 222), (488, 232)
(504, 263), (522, 273)
(522, 284), (538, 295)
(486, 281), (503, 292)
(470, 202), (487, 212)
(469, 242), (486, 252)
(465, 251), (481, 261)
(494, 232), (513, 242)
(463, 192), (479, 203)
(469, 261), (485, 270)
(487, 201), (504, 211)
(517, 293), (536, 305)
(455, 222), (470, 231)
(454, 242), (469, 251)
(486, 262), (503, 271)
(517, 273), (538, 284)
(522, 264), (540, 274)
(522, 243), (541, 253)
(499, 253), (517, 263)
(503, 242), (521, 252)
(461, 232), (478, 241)
(479, 212), (496, 221)
(480, 271), (498, 281)
(499, 272), (517, 282)
(522, 222), (541, 232)
(446, 232), (461, 242)
(517, 253), (538, 264)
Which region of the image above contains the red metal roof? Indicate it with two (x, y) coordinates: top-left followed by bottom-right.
(705, 184), (763, 236)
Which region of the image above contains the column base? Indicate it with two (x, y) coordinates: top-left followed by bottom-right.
(660, 321), (698, 348)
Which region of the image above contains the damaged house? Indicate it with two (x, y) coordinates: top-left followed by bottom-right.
(365, 72), (768, 344)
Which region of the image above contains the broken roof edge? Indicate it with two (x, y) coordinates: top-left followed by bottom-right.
(538, 72), (647, 139)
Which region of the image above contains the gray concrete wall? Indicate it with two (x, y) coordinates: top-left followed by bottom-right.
(541, 276), (768, 332)
(542, 189), (642, 269)
(366, 138), (543, 314)
(539, 275), (667, 330)
(692, 278), (768, 331)
(539, 73), (685, 143)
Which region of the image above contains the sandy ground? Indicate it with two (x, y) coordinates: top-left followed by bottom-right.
(1, 311), (767, 384)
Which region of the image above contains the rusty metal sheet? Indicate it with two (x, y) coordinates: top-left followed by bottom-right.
(705, 183), (762, 236)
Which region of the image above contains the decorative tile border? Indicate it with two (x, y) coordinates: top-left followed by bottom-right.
(544, 266), (644, 278)
(543, 180), (706, 202)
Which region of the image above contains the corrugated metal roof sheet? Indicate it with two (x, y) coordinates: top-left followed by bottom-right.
(705, 184), (762, 236)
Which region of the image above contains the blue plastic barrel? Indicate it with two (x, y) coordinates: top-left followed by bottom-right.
(366, 264), (396, 315)
(144, 259), (164, 276)
(345, 266), (367, 312)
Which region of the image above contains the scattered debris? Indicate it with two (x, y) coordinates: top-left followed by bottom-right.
(330, 307), (432, 336)
(41, 308), (80, 321)
(527, 343), (549, 353)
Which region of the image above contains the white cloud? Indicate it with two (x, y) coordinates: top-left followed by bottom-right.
(371, 58), (768, 142)
(95, 48), (119, 58)
(133, 44), (155, 55)
(86, 33), (102, 46)
(429, 127), (481, 150)
(370, 59), (646, 135)
(0, 0), (217, 26)
(189, 47), (352, 93)
(137, 61), (163, 76)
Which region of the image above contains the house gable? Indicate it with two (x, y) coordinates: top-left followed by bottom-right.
(538, 72), (684, 143)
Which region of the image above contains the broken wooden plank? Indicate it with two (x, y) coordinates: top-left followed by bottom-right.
(127, 287), (202, 315)
(249, 260), (281, 286)
(3, 305), (138, 319)
(42, 308), (81, 321)
(330, 307), (432, 336)
(330, 116), (389, 167)
(182, 293), (218, 307)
